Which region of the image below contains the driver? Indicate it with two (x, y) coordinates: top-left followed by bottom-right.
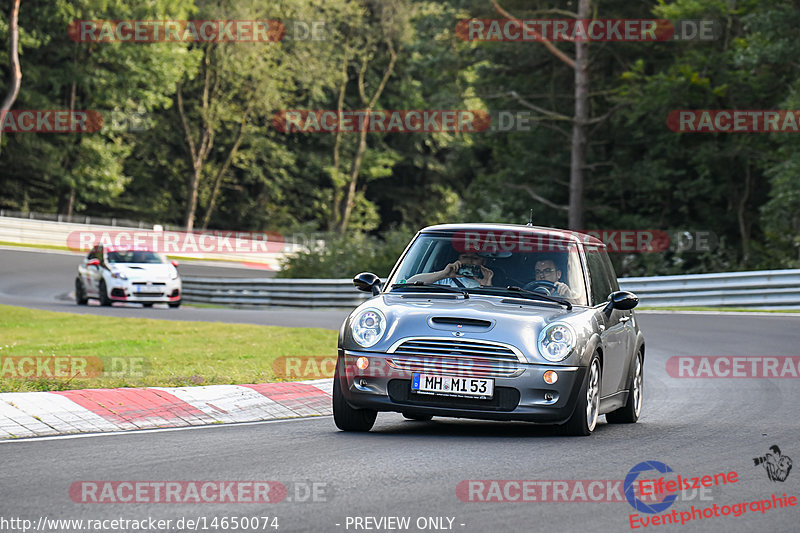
(530, 258), (575, 298)
(407, 252), (493, 288)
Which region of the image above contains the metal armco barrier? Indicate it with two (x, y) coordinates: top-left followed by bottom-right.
(617, 269), (800, 309)
(0, 214), (290, 269)
(181, 278), (371, 307)
(183, 269), (800, 309)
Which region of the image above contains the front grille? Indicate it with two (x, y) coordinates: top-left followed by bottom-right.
(388, 379), (520, 411)
(387, 337), (524, 378)
(132, 282), (166, 286)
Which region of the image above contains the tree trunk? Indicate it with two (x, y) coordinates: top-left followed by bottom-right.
(0, 0), (23, 155)
(737, 163), (752, 266)
(338, 127), (369, 234)
(66, 188), (75, 219)
(185, 166), (201, 230)
(66, 79), (77, 218)
(329, 54), (349, 231)
(200, 104), (251, 230)
(568, 0), (590, 230)
(176, 60), (215, 232)
(336, 39), (397, 235)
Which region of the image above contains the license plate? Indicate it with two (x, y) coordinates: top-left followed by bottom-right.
(411, 373), (494, 399)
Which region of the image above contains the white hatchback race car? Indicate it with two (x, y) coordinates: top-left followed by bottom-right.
(75, 245), (182, 308)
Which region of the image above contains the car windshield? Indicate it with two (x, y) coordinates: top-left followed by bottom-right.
(106, 250), (165, 264)
(387, 231), (589, 306)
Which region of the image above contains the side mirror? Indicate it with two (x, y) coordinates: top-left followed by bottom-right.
(171, 260), (179, 268)
(353, 272), (382, 296)
(604, 291), (639, 316)
(87, 259), (100, 267)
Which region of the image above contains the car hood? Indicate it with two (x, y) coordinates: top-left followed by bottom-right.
(341, 292), (597, 365)
(109, 263), (176, 281)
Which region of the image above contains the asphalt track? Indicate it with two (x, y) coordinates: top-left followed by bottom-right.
(0, 247), (350, 329)
(1, 247), (799, 532)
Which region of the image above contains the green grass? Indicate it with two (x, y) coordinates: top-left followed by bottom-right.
(0, 304), (337, 392)
(639, 306), (800, 313)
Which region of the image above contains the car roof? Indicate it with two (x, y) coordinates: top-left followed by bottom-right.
(418, 223), (605, 247)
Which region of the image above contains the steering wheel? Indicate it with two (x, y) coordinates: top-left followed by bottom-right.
(523, 280), (557, 296)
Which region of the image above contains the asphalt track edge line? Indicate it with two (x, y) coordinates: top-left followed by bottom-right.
(0, 413), (333, 444)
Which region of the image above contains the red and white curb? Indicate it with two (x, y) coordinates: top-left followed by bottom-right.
(0, 379), (332, 439)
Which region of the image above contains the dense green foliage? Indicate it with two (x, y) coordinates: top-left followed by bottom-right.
(2, 0), (799, 276)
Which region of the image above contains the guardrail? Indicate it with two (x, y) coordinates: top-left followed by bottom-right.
(617, 269), (800, 309)
(182, 269), (800, 309)
(0, 214), (291, 269)
(181, 278), (371, 307)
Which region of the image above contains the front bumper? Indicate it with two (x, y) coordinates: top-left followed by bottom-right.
(108, 279), (182, 303)
(337, 350), (586, 424)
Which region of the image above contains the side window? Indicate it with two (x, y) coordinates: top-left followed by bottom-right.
(600, 250), (620, 292)
(585, 247), (613, 306)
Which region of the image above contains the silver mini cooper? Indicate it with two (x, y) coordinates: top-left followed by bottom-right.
(333, 223), (645, 436)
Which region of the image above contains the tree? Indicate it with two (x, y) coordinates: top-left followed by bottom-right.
(176, 0), (359, 230)
(489, 0), (597, 229)
(0, 0), (22, 155)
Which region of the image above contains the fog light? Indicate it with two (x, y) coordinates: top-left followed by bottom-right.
(356, 357), (370, 370)
(543, 370), (558, 384)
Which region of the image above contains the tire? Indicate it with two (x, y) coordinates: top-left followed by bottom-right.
(562, 354), (601, 436)
(143, 303), (154, 308)
(606, 350), (643, 424)
(75, 277), (88, 305)
(98, 280), (112, 307)
(168, 301), (181, 308)
(333, 371), (377, 432)
(403, 413), (433, 421)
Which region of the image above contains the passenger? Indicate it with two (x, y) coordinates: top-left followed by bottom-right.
(407, 252), (494, 288)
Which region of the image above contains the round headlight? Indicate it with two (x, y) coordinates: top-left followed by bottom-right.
(538, 323), (576, 362)
(351, 308), (387, 348)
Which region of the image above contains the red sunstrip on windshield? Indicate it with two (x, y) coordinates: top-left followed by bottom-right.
(451, 230), (670, 253)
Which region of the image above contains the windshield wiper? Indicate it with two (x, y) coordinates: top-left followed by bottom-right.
(390, 282), (469, 298)
(467, 286), (572, 310)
